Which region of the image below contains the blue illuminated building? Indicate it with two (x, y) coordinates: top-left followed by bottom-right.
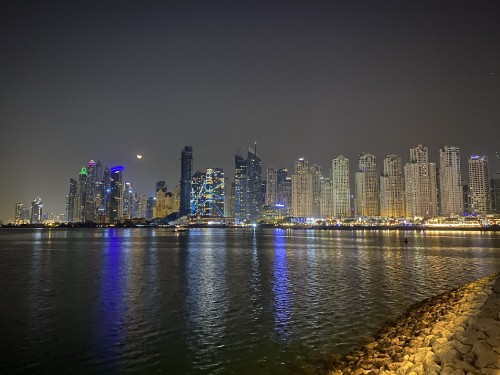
(109, 166), (124, 224)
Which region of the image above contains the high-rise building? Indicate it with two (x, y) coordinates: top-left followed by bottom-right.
(180, 146), (193, 216)
(247, 147), (263, 222)
(265, 168), (278, 206)
(292, 158), (313, 218)
(109, 166), (124, 223)
(75, 166), (87, 222)
(137, 194), (147, 219)
(404, 145), (438, 218)
(190, 171), (206, 216)
(234, 146), (263, 223)
(123, 182), (134, 219)
(174, 185), (181, 213)
(331, 155), (351, 218)
(439, 146), (463, 217)
(379, 155), (405, 218)
(154, 181), (168, 218)
(462, 182), (470, 214)
(355, 152), (378, 217)
(491, 175), (500, 214)
(468, 155), (490, 215)
(67, 178), (78, 222)
(98, 166), (111, 223)
(234, 153), (247, 222)
(15, 203), (25, 225)
(85, 160), (97, 222)
(30, 197), (43, 224)
(320, 177), (333, 219)
(191, 168), (225, 217)
(310, 164), (323, 218)
(224, 177), (232, 217)
(276, 168), (287, 202)
(146, 196), (155, 220)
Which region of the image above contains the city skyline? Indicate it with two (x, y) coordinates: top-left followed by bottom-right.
(8, 142), (500, 224)
(1, 1), (500, 222)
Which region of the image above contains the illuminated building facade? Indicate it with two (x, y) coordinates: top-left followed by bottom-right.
(75, 166), (87, 222)
(404, 145), (438, 218)
(191, 168), (225, 217)
(109, 166), (124, 223)
(30, 196), (43, 224)
(15, 203), (30, 225)
(84, 160), (97, 222)
(310, 164), (323, 218)
(180, 146), (193, 216)
(234, 147), (263, 223)
(491, 175), (500, 214)
(439, 146), (463, 216)
(468, 155), (490, 215)
(331, 155), (351, 218)
(320, 177), (333, 219)
(265, 168), (278, 206)
(380, 154), (405, 218)
(355, 152), (378, 217)
(67, 178), (78, 222)
(291, 158), (313, 218)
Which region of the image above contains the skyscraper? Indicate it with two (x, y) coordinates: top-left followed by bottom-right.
(85, 160), (97, 222)
(310, 164), (323, 218)
(180, 146), (193, 216)
(191, 168), (225, 217)
(379, 154), (405, 218)
(30, 197), (43, 224)
(234, 152), (247, 223)
(75, 166), (87, 222)
(137, 194), (148, 219)
(355, 152), (378, 217)
(234, 146), (263, 223)
(320, 177), (333, 219)
(67, 178), (78, 222)
(439, 146), (463, 217)
(404, 145), (438, 218)
(109, 166), (124, 223)
(291, 158), (313, 218)
(146, 196), (155, 220)
(15, 203), (24, 225)
(99, 167), (111, 223)
(468, 155), (490, 215)
(265, 168), (278, 206)
(491, 176), (500, 214)
(331, 155), (351, 218)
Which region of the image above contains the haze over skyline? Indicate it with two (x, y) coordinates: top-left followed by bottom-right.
(1, 1), (499, 222)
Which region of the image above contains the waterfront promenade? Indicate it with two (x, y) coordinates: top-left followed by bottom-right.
(326, 274), (500, 375)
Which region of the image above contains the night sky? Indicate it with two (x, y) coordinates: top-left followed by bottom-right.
(1, 0), (499, 222)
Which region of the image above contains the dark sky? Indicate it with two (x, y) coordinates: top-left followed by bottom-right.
(1, 0), (499, 222)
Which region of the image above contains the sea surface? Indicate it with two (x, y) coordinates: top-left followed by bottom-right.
(1, 228), (499, 374)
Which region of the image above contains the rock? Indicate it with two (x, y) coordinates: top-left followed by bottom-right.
(485, 336), (500, 352)
(441, 364), (465, 375)
(462, 330), (488, 340)
(407, 362), (424, 374)
(437, 348), (460, 364)
(472, 341), (498, 368)
(453, 340), (473, 355)
(395, 361), (413, 375)
(451, 360), (476, 372)
(478, 370), (500, 375)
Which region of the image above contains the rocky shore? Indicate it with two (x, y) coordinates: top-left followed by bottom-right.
(327, 274), (500, 375)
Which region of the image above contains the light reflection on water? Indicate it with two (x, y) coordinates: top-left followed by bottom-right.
(0, 228), (499, 374)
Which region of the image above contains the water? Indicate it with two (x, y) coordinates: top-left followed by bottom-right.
(0, 228), (499, 374)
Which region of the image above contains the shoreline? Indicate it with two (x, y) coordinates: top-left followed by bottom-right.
(324, 273), (500, 375)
